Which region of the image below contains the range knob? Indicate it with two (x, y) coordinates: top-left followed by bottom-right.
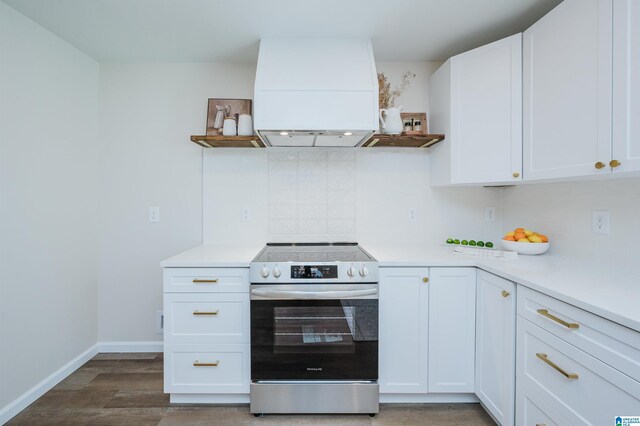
(273, 266), (281, 278)
(261, 266), (270, 278)
(347, 265), (356, 277)
(359, 265), (368, 277)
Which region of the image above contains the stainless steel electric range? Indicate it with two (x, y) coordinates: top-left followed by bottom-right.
(249, 242), (379, 416)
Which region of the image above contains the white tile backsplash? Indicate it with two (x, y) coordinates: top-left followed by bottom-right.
(268, 148), (356, 237)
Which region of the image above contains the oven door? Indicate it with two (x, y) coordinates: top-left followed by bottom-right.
(250, 284), (378, 381)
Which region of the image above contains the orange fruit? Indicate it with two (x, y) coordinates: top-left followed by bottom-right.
(503, 236), (516, 241)
(538, 234), (549, 243)
(514, 228), (525, 233)
(514, 232), (526, 240)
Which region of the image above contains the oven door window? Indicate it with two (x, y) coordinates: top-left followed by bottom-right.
(251, 299), (378, 381)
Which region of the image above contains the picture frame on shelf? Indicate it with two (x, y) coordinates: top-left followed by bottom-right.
(400, 112), (427, 136)
(206, 98), (252, 136)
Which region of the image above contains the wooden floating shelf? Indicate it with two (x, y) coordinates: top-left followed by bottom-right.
(190, 135), (265, 148)
(190, 133), (445, 149)
(361, 134), (445, 148)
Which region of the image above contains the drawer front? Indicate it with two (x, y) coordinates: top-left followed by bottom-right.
(164, 268), (249, 293)
(520, 385), (571, 426)
(516, 317), (640, 425)
(518, 286), (640, 381)
(164, 293), (249, 344)
(164, 344), (250, 394)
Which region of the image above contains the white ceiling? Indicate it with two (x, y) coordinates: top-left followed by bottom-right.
(3, 0), (561, 62)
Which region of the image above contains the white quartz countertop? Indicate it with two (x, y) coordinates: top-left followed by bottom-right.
(161, 243), (640, 333)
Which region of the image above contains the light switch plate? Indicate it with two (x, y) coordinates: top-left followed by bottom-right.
(149, 206), (160, 223)
(485, 207), (496, 222)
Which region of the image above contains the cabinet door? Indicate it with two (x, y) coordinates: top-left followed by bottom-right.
(379, 267), (429, 394)
(475, 271), (516, 426)
(523, 0), (613, 180)
(450, 34), (522, 184)
(613, 0), (640, 173)
(428, 267), (476, 393)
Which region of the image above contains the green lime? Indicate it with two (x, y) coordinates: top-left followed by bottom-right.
(446, 238), (454, 244)
(461, 240), (468, 246)
(477, 241), (485, 247)
(453, 239), (460, 245)
(485, 241), (494, 248)
(469, 240), (477, 246)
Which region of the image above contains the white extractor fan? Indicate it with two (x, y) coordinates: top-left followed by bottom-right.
(254, 38), (379, 147)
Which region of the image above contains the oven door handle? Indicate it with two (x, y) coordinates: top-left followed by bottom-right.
(250, 288), (378, 300)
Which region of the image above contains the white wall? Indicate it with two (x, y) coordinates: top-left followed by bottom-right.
(500, 178), (640, 271)
(203, 62), (502, 247)
(97, 63), (255, 342)
(0, 2), (99, 411)
(98, 61), (502, 342)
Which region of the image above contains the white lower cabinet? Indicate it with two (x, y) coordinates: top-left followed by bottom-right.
(164, 343), (250, 394)
(515, 287), (640, 425)
(163, 267), (250, 400)
(475, 271), (516, 426)
(428, 267), (476, 393)
(379, 267), (429, 394)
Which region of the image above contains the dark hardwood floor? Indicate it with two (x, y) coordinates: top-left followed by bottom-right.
(8, 353), (495, 425)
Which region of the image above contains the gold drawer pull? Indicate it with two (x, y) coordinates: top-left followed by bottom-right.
(422, 277), (429, 283)
(193, 360), (219, 367)
(537, 309), (579, 329)
(501, 290), (510, 298)
(536, 353), (578, 380)
(193, 310), (219, 316)
(609, 159), (621, 168)
(595, 161), (606, 169)
(193, 278), (219, 283)
(512, 172), (520, 178)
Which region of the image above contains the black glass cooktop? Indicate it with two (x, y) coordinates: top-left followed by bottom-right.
(253, 243), (374, 263)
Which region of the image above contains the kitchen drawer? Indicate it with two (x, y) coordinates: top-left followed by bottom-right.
(164, 293), (249, 344)
(518, 286), (640, 381)
(164, 268), (249, 293)
(516, 317), (640, 425)
(164, 343), (250, 394)
(519, 385), (571, 426)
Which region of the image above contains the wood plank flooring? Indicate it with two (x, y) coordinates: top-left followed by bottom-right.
(8, 353), (495, 425)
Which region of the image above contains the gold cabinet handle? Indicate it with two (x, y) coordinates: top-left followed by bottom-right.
(501, 290), (510, 298)
(422, 277), (429, 283)
(512, 172), (520, 178)
(536, 353), (578, 379)
(193, 360), (219, 367)
(537, 309), (579, 329)
(193, 278), (219, 283)
(193, 310), (219, 316)
(609, 159), (621, 168)
(595, 161), (606, 169)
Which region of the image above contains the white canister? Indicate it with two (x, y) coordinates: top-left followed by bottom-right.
(222, 118), (237, 136)
(237, 114), (253, 136)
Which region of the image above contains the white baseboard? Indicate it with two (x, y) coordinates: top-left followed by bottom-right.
(0, 343), (99, 425)
(97, 341), (164, 353)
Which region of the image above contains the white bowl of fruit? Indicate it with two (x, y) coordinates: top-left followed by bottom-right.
(502, 228), (549, 255)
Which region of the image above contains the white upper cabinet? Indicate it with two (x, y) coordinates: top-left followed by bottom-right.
(612, 0), (640, 173)
(523, 0), (613, 180)
(430, 34), (522, 186)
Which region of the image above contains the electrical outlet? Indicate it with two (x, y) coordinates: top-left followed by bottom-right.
(485, 207), (496, 222)
(241, 207), (251, 222)
(408, 208), (417, 223)
(149, 206), (160, 223)
(156, 311), (164, 334)
(592, 210), (610, 235)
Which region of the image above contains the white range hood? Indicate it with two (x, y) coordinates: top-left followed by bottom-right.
(254, 38), (379, 147)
